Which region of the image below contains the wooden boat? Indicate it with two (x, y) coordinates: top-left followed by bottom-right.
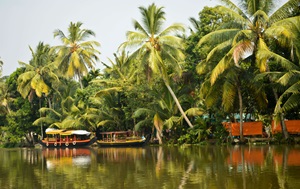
(97, 131), (150, 147)
(38, 128), (97, 148)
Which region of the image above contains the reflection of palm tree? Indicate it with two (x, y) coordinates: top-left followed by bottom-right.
(275, 146), (289, 188)
(120, 3), (194, 128)
(53, 22), (100, 89)
(178, 160), (194, 189)
(155, 146), (163, 177)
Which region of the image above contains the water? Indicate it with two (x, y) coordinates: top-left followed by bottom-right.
(0, 145), (300, 189)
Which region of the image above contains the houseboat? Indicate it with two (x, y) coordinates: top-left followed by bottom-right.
(97, 131), (150, 147)
(38, 128), (97, 148)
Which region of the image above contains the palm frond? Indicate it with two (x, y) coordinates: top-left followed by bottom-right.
(277, 70), (300, 86)
(222, 79), (236, 112)
(95, 87), (123, 97)
(159, 23), (185, 36)
(256, 38), (298, 72)
(132, 108), (154, 118)
(233, 40), (254, 65)
(269, 0), (299, 23)
(198, 29), (239, 48)
(185, 107), (205, 117)
(164, 116), (181, 129)
(218, 0), (247, 18)
(210, 49), (234, 84)
(32, 117), (56, 126)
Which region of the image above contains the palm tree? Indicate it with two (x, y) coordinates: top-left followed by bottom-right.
(33, 96), (84, 130)
(269, 16), (300, 114)
(17, 42), (59, 102)
(0, 81), (13, 114)
(17, 42), (59, 138)
(133, 82), (204, 144)
(0, 63), (10, 114)
(133, 90), (181, 144)
(94, 88), (126, 131)
(198, 0), (299, 140)
(119, 3), (194, 128)
(53, 21), (100, 89)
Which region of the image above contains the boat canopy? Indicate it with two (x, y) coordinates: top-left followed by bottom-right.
(100, 131), (128, 135)
(71, 130), (91, 135)
(45, 128), (65, 135)
(45, 128), (90, 136)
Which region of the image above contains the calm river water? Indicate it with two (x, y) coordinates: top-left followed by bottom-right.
(0, 145), (300, 189)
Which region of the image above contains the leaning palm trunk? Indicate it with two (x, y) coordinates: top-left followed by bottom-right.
(280, 113), (289, 139)
(273, 90), (289, 139)
(165, 83), (194, 128)
(39, 98), (43, 139)
(154, 125), (163, 145)
(153, 114), (163, 144)
(266, 65), (289, 139)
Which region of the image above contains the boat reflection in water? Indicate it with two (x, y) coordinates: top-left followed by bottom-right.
(42, 148), (92, 169)
(96, 147), (147, 163)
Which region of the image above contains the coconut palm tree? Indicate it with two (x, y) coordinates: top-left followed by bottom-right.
(0, 61), (10, 114)
(119, 3), (194, 128)
(198, 0), (299, 140)
(33, 96), (84, 130)
(133, 85), (182, 144)
(268, 16), (300, 114)
(0, 81), (13, 114)
(53, 22), (100, 89)
(17, 42), (59, 138)
(17, 42), (59, 103)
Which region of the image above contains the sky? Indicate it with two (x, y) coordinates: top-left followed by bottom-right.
(0, 0), (220, 76)
(0, 0), (287, 77)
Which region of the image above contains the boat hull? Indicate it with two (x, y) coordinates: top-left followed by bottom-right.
(97, 140), (147, 147)
(38, 137), (97, 148)
(97, 135), (150, 147)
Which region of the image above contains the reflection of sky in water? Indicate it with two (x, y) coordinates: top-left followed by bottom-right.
(73, 156), (91, 167)
(46, 161), (54, 170)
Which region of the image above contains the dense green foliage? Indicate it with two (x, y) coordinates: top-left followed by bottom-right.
(0, 0), (299, 147)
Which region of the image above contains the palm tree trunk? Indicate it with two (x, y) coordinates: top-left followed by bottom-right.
(77, 72), (84, 89)
(154, 125), (163, 145)
(266, 66), (289, 139)
(165, 83), (194, 128)
(273, 90), (289, 139)
(6, 104), (11, 114)
(237, 85), (244, 142)
(47, 96), (52, 109)
(39, 98), (43, 139)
